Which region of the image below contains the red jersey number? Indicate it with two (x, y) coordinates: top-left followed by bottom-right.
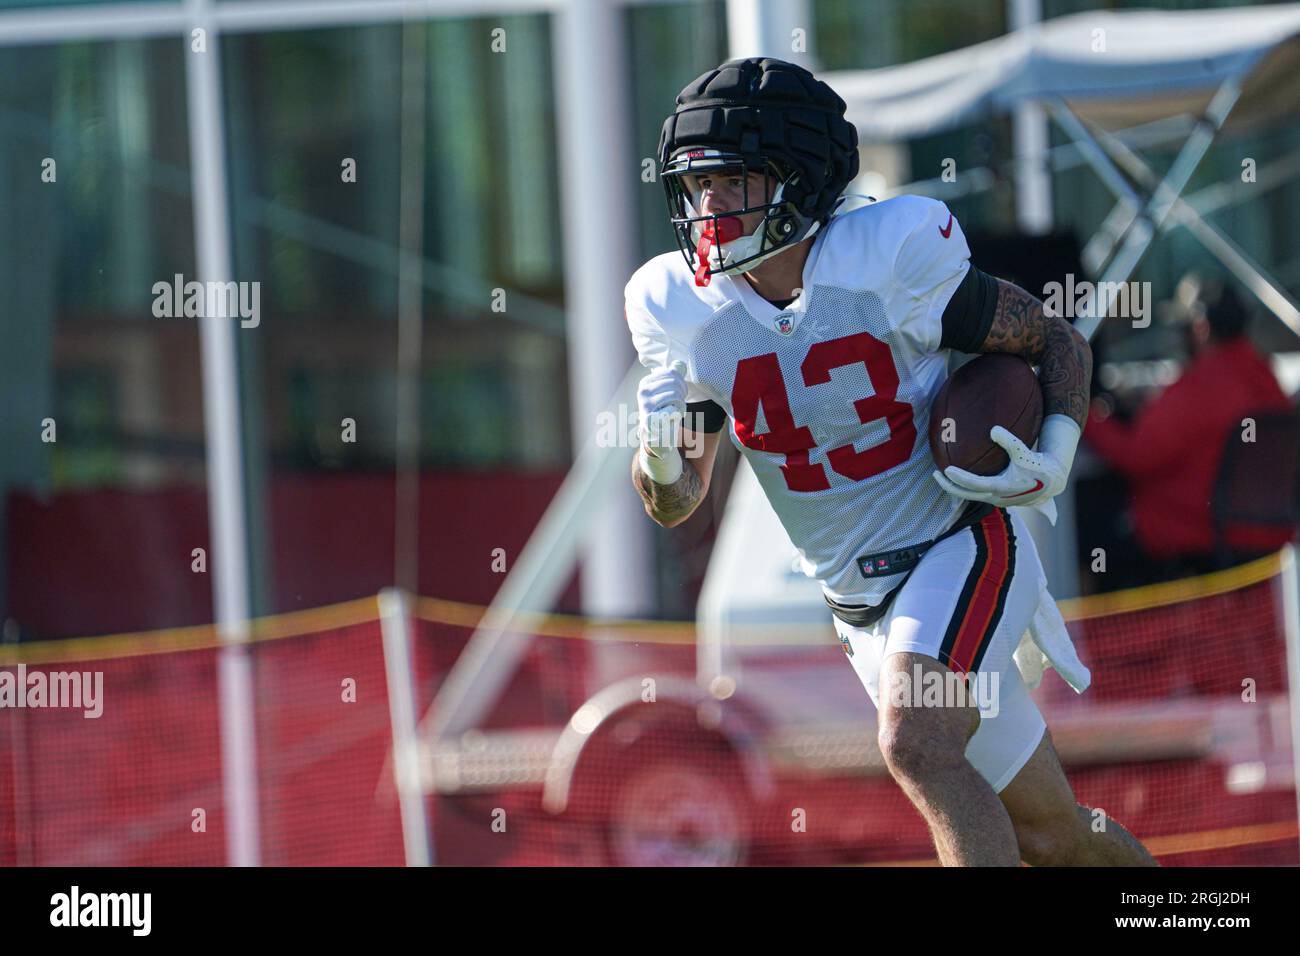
(731, 331), (915, 492)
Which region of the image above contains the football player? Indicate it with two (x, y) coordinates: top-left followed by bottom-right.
(627, 57), (1156, 866)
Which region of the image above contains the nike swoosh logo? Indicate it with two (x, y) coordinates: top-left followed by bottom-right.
(1002, 479), (1044, 499)
(939, 214), (954, 239)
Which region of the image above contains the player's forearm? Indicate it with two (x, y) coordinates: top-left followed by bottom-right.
(632, 451), (704, 527)
(986, 280), (1092, 429)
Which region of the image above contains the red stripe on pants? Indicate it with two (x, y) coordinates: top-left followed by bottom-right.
(948, 511), (1011, 673)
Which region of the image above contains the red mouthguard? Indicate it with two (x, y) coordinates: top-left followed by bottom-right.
(693, 217), (744, 287)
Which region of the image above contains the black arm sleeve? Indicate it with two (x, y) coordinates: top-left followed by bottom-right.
(685, 400), (728, 433)
(939, 264), (999, 353)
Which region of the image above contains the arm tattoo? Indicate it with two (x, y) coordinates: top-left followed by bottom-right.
(980, 279), (1092, 427)
(631, 452), (704, 527)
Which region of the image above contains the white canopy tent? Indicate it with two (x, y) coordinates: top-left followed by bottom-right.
(833, 3), (1300, 338)
(826, 4), (1300, 142)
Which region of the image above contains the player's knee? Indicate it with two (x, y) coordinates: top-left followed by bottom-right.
(1014, 805), (1089, 866)
(877, 717), (966, 783)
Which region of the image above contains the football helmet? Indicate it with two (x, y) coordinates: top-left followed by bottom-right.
(658, 57), (859, 287)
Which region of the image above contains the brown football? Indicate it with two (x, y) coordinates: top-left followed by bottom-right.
(928, 354), (1043, 476)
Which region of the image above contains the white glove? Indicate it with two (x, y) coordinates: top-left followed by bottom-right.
(932, 414), (1082, 526)
(637, 360), (689, 484)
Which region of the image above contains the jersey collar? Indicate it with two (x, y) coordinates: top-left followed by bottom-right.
(721, 225), (827, 336)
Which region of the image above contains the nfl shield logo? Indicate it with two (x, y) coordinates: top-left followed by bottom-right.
(775, 315), (793, 335)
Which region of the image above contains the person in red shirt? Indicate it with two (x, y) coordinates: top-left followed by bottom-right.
(1085, 280), (1294, 581)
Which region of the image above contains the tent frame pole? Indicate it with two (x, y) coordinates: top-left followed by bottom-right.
(1084, 120), (1300, 337)
(1044, 78), (1243, 342)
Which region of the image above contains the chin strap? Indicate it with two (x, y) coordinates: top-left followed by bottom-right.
(693, 213), (828, 287)
(693, 217), (744, 287)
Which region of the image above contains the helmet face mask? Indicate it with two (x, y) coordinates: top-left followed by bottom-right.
(661, 147), (814, 286)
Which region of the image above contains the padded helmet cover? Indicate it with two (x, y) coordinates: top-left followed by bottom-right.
(658, 57), (859, 225)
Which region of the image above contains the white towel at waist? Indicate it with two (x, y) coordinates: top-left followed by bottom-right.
(1014, 569), (1091, 694)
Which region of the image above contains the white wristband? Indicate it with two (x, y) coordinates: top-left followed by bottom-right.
(639, 444), (683, 485)
(1039, 414), (1082, 475)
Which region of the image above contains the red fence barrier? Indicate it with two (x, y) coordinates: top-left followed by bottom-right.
(2, 554), (1297, 866)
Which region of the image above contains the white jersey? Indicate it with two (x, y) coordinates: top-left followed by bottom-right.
(625, 195), (974, 606)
